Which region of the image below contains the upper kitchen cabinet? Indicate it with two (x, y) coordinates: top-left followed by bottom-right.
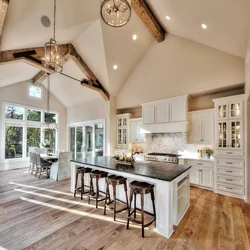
(130, 118), (144, 143)
(116, 113), (132, 149)
(141, 95), (188, 126)
(188, 109), (214, 144)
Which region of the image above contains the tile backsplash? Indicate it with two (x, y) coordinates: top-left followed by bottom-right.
(143, 133), (214, 156)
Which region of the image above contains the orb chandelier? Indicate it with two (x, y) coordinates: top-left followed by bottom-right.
(41, 74), (58, 132)
(44, 0), (63, 73)
(100, 0), (131, 28)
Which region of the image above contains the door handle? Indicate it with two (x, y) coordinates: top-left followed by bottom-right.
(226, 170), (233, 173)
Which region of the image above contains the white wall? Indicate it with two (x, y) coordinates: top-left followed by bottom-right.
(116, 34), (245, 109)
(0, 81), (67, 164)
(67, 97), (116, 156)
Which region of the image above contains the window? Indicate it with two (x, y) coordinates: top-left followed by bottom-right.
(45, 112), (57, 123)
(29, 85), (42, 98)
(5, 105), (24, 120)
(27, 109), (41, 122)
(27, 127), (41, 156)
(45, 130), (56, 154)
(5, 126), (23, 159)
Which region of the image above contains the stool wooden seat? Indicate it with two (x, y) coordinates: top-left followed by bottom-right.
(104, 175), (129, 221)
(74, 166), (92, 200)
(127, 181), (156, 238)
(88, 170), (109, 208)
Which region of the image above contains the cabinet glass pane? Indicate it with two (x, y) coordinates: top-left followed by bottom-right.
(218, 122), (227, 148)
(231, 121), (241, 148)
(122, 118), (127, 126)
(118, 129), (122, 144)
(218, 105), (227, 119)
(123, 128), (127, 144)
(230, 103), (241, 118)
(117, 118), (122, 127)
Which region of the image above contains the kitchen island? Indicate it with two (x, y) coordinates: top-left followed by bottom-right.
(71, 156), (191, 238)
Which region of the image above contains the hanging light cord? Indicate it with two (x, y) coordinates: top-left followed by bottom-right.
(47, 74), (51, 114)
(53, 0), (56, 40)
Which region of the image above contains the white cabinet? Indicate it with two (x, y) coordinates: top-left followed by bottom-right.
(130, 118), (144, 143)
(142, 105), (154, 124)
(189, 109), (214, 144)
(216, 100), (243, 120)
(141, 95), (188, 125)
(186, 160), (214, 189)
(116, 113), (131, 149)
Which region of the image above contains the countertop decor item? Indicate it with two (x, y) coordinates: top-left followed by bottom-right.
(100, 0), (131, 28)
(204, 147), (214, 159)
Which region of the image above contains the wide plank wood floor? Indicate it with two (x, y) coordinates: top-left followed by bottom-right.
(0, 168), (250, 250)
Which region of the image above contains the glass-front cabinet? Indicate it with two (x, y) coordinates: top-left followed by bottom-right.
(216, 101), (243, 120)
(116, 113), (131, 148)
(217, 119), (243, 150)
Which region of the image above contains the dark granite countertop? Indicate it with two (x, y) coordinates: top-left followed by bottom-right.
(71, 156), (191, 182)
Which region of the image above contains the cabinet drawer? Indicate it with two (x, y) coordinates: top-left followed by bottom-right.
(217, 175), (244, 187)
(217, 183), (244, 195)
(216, 150), (244, 157)
(217, 167), (244, 177)
(186, 160), (213, 168)
(217, 159), (244, 169)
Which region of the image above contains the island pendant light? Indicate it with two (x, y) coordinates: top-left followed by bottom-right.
(44, 0), (63, 73)
(100, 0), (131, 28)
(41, 74), (58, 132)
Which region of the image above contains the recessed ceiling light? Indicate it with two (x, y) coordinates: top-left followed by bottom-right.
(132, 34), (137, 40)
(201, 23), (207, 29)
(113, 64), (118, 70)
(165, 16), (170, 20)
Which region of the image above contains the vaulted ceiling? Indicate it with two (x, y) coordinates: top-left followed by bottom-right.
(0, 0), (250, 107)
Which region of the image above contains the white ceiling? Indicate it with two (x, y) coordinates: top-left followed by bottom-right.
(1, 0), (250, 108)
(147, 0), (250, 58)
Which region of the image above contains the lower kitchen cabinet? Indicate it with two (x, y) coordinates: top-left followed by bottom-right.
(187, 160), (214, 189)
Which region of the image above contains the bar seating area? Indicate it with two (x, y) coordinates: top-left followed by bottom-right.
(73, 165), (156, 237)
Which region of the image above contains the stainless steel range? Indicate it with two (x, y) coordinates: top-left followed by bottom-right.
(144, 153), (180, 164)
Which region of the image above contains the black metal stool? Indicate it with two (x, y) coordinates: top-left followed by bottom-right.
(74, 166), (92, 200)
(104, 175), (129, 221)
(127, 181), (156, 238)
(88, 170), (109, 208)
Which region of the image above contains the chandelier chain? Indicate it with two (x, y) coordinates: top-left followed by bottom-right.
(53, 0), (56, 39)
(47, 74), (51, 114)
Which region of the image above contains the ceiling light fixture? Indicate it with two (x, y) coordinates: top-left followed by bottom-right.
(132, 34), (137, 40)
(44, 0), (63, 73)
(100, 0), (131, 28)
(201, 23), (207, 29)
(113, 64), (118, 70)
(165, 16), (171, 20)
(41, 74), (58, 132)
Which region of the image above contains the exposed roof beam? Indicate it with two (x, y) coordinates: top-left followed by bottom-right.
(131, 0), (165, 42)
(0, 44), (110, 100)
(0, 0), (9, 49)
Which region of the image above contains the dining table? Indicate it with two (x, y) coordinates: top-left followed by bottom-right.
(40, 154), (58, 162)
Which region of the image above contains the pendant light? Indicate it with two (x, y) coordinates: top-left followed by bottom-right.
(100, 0), (131, 28)
(41, 74), (58, 132)
(44, 0), (63, 73)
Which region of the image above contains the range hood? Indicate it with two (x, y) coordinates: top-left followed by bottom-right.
(141, 121), (189, 134)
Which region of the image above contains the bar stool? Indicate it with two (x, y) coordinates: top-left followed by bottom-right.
(88, 170), (109, 208)
(127, 181), (156, 238)
(74, 166), (92, 200)
(104, 175), (129, 221)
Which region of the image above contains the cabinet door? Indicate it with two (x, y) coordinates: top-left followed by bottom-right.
(189, 113), (202, 144)
(200, 167), (213, 188)
(190, 166), (200, 185)
(155, 102), (169, 123)
(216, 103), (228, 120)
(117, 128), (123, 148)
(137, 121), (145, 142)
(201, 111), (214, 144)
(130, 121), (137, 142)
(229, 101), (242, 119)
(229, 120), (243, 150)
(142, 105), (155, 124)
(170, 100), (187, 122)
(217, 121), (229, 148)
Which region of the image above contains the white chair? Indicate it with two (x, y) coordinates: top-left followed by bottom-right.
(50, 152), (72, 181)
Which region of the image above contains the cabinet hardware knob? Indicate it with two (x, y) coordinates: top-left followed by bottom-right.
(225, 162), (233, 164)
(197, 163), (203, 165)
(226, 170), (233, 173)
(226, 187), (233, 190)
(226, 152), (233, 154)
(226, 179), (233, 181)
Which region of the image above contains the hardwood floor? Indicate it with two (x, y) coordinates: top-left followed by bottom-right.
(0, 168), (250, 250)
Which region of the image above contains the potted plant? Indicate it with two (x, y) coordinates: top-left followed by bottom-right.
(204, 147), (214, 159)
(41, 140), (51, 155)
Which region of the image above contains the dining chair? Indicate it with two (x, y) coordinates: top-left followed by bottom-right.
(29, 152), (36, 175)
(36, 154), (52, 178)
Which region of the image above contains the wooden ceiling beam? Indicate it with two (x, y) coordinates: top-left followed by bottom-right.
(131, 0), (165, 42)
(33, 71), (48, 85)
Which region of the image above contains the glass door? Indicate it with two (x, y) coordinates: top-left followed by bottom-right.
(95, 124), (104, 157)
(70, 127), (75, 159)
(76, 127), (83, 158)
(217, 104), (228, 119)
(229, 101), (242, 119)
(230, 120), (242, 149)
(84, 125), (93, 158)
(217, 121), (228, 148)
